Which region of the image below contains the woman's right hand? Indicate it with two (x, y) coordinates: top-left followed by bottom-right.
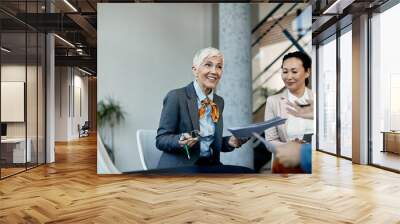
(178, 133), (198, 148)
(286, 98), (314, 120)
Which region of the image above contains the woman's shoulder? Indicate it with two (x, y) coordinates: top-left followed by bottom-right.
(266, 90), (286, 104)
(165, 85), (189, 99)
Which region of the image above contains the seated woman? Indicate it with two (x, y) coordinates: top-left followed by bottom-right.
(264, 51), (314, 173)
(156, 47), (246, 169)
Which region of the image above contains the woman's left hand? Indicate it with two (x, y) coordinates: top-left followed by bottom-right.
(275, 141), (302, 168)
(228, 136), (249, 148)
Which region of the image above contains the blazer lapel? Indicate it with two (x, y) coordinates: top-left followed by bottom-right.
(187, 98), (200, 131)
(211, 95), (223, 160)
(278, 90), (289, 142)
(279, 90), (289, 119)
(213, 95), (223, 138)
(185, 83), (200, 131)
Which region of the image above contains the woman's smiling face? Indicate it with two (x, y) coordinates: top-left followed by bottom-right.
(193, 56), (223, 92)
(281, 57), (309, 94)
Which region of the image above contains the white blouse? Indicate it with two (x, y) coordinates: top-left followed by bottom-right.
(285, 88), (314, 140)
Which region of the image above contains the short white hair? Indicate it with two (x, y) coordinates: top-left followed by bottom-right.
(192, 47), (224, 68)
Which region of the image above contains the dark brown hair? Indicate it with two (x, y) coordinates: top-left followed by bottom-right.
(282, 51), (311, 86)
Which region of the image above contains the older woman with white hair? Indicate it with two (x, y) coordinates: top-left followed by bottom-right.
(156, 47), (246, 168)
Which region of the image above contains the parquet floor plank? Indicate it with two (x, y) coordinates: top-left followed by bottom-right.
(0, 134), (399, 223)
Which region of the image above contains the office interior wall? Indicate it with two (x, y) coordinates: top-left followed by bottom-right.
(55, 67), (89, 141)
(98, 3), (215, 172)
(88, 77), (97, 132)
(1, 82), (24, 122)
(55, 67), (69, 141)
(73, 73), (89, 137)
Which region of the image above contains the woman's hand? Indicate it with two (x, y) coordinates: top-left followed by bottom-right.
(178, 133), (198, 148)
(286, 98), (314, 120)
(228, 136), (249, 148)
(275, 141), (302, 168)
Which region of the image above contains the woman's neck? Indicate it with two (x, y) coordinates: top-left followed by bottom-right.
(198, 82), (212, 96)
(290, 86), (306, 98)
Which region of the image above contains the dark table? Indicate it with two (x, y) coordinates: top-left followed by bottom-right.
(124, 165), (256, 174)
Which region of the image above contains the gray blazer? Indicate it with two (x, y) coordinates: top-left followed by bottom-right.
(156, 82), (234, 169)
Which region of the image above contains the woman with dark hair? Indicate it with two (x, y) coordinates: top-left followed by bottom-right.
(263, 51), (314, 173)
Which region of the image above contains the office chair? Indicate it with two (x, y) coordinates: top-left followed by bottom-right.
(136, 129), (162, 170)
(79, 121), (90, 138)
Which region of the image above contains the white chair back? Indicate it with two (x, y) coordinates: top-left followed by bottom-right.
(136, 129), (162, 170)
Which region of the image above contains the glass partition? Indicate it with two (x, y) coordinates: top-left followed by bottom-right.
(27, 30), (38, 169)
(339, 27), (352, 158)
(317, 35), (337, 155)
(38, 32), (45, 165)
(370, 3), (400, 171)
(0, 1), (46, 179)
(1, 31), (28, 177)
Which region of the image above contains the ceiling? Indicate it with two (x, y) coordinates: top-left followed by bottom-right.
(311, 0), (391, 44)
(1, 0), (100, 74)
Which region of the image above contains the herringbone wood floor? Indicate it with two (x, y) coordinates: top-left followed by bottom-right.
(0, 134), (399, 224)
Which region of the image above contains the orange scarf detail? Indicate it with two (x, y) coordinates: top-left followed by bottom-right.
(198, 98), (219, 123)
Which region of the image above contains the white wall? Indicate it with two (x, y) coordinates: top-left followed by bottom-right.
(98, 3), (215, 172)
(55, 67), (89, 141)
(55, 67), (68, 141)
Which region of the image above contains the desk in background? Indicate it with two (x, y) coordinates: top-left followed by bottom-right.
(381, 131), (400, 154)
(1, 138), (32, 164)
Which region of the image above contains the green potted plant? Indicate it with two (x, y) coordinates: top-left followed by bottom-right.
(97, 97), (126, 163)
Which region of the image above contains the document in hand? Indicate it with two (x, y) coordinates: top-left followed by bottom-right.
(228, 117), (286, 139)
(252, 132), (276, 153)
